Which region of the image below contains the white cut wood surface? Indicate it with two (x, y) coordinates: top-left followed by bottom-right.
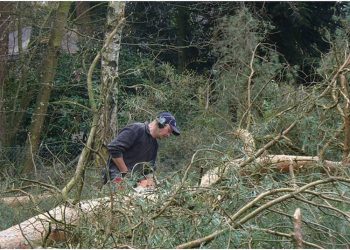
(0, 197), (110, 248)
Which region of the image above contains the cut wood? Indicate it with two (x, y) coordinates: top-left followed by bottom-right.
(293, 208), (303, 249)
(0, 197), (110, 248)
(0, 193), (53, 207)
(200, 154), (342, 187)
(0, 153), (343, 248)
(0, 186), (158, 249)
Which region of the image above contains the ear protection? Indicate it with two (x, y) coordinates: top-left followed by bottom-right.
(157, 116), (166, 128)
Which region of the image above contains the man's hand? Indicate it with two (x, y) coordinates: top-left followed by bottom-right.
(112, 157), (129, 173)
(138, 178), (155, 188)
(113, 173), (128, 190)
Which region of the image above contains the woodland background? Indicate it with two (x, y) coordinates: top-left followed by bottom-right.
(1, 1), (350, 248)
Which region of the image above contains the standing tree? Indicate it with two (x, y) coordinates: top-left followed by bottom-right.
(95, 1), (126, 166)
(61, 1), (126, 201)
(22, 2), (71, 174)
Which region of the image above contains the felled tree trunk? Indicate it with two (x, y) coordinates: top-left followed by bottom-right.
(0, 197), (110, 248)
(200, 125), (342, 187)
(0, 150), (343, 248)
(0, 193), (53, 207)
(0, 152), (342, 248)
(0, 125), (342, 248)
(0, 188), (158, 249)
(200, 154), (342, 187)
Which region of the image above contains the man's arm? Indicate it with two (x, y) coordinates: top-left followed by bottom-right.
(111, 157), (128, 174)
(107, 126), (139, 176)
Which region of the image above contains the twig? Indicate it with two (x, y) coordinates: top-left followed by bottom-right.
(319, 53), (350, 98)
(151, 159), (194, 220)
(176, 177), (350, 248)
(242, 43), (260, 130)
(294, 195), (350, 221)
(20, 178), (61, 193)
(251, 226), (322, 248)
(268, 207), (350, 244)
(50, 100), (92, 112)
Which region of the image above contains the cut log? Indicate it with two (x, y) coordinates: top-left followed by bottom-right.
(0, 197), (110, 248)
(0, 153), (342, 248)
(200, 154), (342, 187)
(0, 193), (53, 207)
(0, 187), (156, 249)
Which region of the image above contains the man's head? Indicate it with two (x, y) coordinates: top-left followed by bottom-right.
(156, 112), (180, 136)
(150, 111), (180, 139)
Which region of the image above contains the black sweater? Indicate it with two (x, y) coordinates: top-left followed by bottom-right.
(107, 122), (158, 175)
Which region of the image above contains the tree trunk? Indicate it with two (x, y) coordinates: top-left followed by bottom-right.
(200, 126), (341, 187)
(201, 154), (342, 187)
(0, 2), (13, 148)
(95, 1), (125, 167)
(5, 3), (53, 147)
(22, 2), (71, 174)
(0, 152), (344, 248)
(0, 197), (111, 249)
(61, 2), (126, 201)
(5, 2), (31, 147)
(175, 3), (189, 72)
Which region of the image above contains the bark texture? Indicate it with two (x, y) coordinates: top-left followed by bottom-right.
(22, 2), (71, 173)
(175, 3), (189, 72)
(95, 1), (125, 167)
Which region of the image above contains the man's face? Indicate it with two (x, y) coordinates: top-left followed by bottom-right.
(158, 124), (173, 139)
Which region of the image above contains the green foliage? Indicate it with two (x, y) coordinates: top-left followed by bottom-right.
(247, 2), (347, 83)
(3, 2), (350, 249)
(11, 166), (342, 249)
(211, 7), (298, 129)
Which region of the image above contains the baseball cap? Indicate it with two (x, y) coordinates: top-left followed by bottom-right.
(158, 111), (180, 136)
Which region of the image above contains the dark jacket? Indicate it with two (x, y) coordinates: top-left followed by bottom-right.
(106, 122), (158, 180)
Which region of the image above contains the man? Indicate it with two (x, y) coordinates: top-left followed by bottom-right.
(104, 111), (180, 189)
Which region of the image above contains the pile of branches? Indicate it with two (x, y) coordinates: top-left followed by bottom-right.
(1, 127), (350, 249)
